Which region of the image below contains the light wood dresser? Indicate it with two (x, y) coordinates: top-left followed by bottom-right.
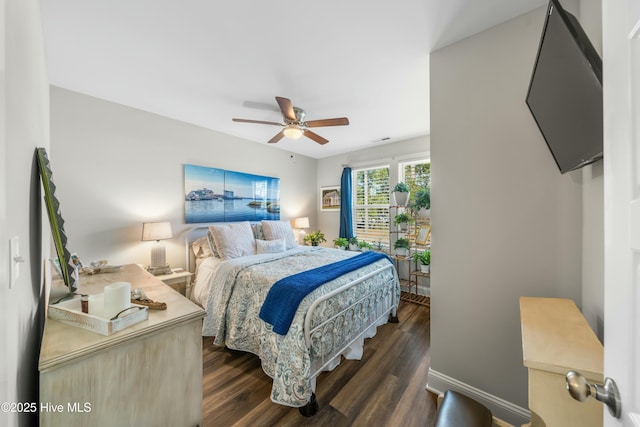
(520, 297), (603, 427)
(39, 264), (206, 427)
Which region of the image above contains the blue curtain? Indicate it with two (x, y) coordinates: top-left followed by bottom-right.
(339, 167), (354, 239)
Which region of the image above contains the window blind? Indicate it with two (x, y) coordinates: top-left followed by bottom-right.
(353, 166), (389, 245)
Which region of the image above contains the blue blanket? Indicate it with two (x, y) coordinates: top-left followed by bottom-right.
(259, 251), (391, 335)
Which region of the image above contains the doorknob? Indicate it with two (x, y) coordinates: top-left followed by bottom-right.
(566, 371), (621, 418)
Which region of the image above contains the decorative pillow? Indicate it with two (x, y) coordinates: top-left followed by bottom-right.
(192, 236), (213, 258)
(206, 231), (220, 258)
(256, 239), (286, 254)
(261, 220), (297, 250)
(208, 222), (256, 260)
(251, 222), (265, 240)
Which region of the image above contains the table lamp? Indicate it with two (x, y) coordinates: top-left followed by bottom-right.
(294, 217), (310, 244)
(142, 221), (173, 275)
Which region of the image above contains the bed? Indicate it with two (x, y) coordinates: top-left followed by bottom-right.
(186, 221), (400, 415)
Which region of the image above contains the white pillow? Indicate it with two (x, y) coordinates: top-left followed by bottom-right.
(256, 239), (286, 254)
(261, 220), (298, 250)
(208, 222), (256, 260)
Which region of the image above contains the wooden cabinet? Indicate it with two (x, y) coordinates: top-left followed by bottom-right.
(39, 264), (206, 427)
(520, 297), (603, 427)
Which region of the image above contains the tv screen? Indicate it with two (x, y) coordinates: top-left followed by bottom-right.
(526, 0), (602, 174)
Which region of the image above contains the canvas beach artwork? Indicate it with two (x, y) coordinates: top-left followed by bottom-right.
(184, 164), (280, 224)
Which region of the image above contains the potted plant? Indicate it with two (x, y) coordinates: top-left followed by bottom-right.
(393, 212), (413, 232)
(412, 250), (431, 273)
(333, 237), (349, 250)
(410, 188), (431, 219)
(392, 182), (410, 206)
(304, 230), (326, 246)
(373, 239), (384, 252)
(348, 236), (359, 251)
(393, 237), (410, 256)
(358, 240), (373, 252)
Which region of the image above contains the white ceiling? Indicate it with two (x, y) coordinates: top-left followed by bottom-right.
(40, 0), (547, 159)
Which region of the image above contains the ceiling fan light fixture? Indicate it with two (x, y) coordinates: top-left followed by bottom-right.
(283, 126), (303, 139)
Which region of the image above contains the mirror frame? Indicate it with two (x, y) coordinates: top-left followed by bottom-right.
(37, 147), (77, 292)
(415, 225), (431, 246)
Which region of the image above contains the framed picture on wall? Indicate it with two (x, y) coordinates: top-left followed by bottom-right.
(321, 186), (341, 211)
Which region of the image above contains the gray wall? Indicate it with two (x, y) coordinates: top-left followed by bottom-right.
(578, 0), (604, 341)
(50, 87), (318, 270)
(1, 0), (50, 425)
(429, 4), (587, 416)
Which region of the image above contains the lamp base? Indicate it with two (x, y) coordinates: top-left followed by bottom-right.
(147, 264), (172, 276)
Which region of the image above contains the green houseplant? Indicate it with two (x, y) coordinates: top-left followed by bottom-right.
(410, 188), (431, 218)
(304, 230), (326, 246)
(393, 212), (413, 231)
(358, 240), (373, 251)
(348, 236), (359, 251)
(393, 237), (410, 256)
(392, 182), (410, 206)
(412, 250), (431, 273)
(333, 237), (349, 249)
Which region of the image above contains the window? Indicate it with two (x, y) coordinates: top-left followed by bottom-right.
(353, 165), (390, 245)
(351, 159), (430, 247)
(399, 159), (431, 200)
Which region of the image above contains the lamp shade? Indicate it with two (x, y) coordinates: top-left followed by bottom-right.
(142, 222), (173, 241)
(294, 217), (310, 229)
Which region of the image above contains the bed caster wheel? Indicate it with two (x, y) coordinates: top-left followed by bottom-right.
(299, 393), (319, 417)
(389, 314), (399, 323)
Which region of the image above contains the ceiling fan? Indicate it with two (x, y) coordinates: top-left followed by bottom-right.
(232, 96), (349, 145)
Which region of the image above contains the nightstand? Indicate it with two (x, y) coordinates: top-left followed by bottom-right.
(156, 269), (194, 299)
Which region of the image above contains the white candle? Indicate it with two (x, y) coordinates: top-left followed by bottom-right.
(103, 282), (131, 319)
(88, 294), (105, 318)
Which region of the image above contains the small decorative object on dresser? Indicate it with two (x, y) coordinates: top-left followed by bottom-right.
(142, 221), (173, 275)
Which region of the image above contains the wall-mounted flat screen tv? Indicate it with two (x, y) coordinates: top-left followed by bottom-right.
(526, 0), (602, 174)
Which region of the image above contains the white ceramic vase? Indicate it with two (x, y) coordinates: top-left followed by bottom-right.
(392, 191), (410, 206)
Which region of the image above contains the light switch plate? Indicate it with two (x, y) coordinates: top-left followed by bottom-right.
(10, 236), (19, 288)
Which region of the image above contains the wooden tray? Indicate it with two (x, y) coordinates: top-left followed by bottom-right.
(48, 296), (148, 336)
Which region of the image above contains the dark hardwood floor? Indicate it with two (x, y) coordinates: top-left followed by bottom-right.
(202, 300), (436, 427)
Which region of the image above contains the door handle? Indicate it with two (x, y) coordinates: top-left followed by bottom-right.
(565, 371), (621, 418)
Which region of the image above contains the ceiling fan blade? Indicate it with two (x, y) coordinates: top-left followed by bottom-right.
(268, 130), (286, 144)
(303, 130), (329, 145)
(275, 96), (296, 122)
(305, 117), (350, 127)
(233, 118), (283, 126)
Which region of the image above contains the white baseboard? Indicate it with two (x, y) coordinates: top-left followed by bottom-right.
(426, 368), (530, 426)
